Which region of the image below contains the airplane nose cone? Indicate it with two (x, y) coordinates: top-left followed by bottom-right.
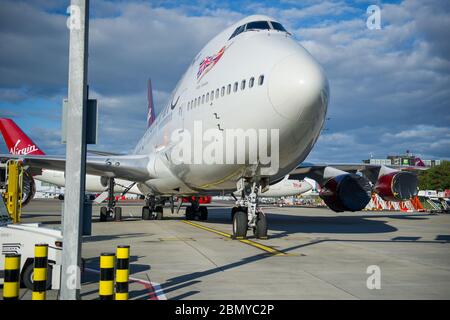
(268, 53), (328, 121)
(302, 180), (313, 193)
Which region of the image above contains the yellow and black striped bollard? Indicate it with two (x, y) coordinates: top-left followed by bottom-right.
(115, 245), (130, 300)
(32, 243), (48, 300)
(99, 253), (115, 300)
(3, 254), (21, 300)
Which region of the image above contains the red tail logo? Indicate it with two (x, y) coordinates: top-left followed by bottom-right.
(0, 118), (45, 155)
(414, 157), (425, 167)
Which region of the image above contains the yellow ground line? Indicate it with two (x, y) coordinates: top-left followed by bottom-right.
(182, 220), (288, 256)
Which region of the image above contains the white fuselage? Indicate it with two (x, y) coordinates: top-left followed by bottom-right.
(133, 15), (329, 196)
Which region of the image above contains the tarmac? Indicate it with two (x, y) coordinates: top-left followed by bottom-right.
(9, 199), (450, 299)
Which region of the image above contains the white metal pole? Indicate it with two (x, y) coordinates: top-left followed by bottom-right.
(60, 0), (89, 300)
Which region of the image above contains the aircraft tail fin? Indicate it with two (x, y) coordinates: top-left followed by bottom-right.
(0, 118), (45, 155)
(147, 79), (156, 128)
(414, 157), (426, 167)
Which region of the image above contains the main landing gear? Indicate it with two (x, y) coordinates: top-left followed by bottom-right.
(185, 197), (208, 221)
(231, 182), (268, 240)
(142, 195), (165, 220)
(100, 178), (122, 222)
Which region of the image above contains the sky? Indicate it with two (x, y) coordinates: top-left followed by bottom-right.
(0, 0), (449, 163)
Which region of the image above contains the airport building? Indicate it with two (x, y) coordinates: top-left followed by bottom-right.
(363, 151), (441, 167)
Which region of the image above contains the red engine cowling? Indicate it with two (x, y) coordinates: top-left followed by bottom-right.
(320, 173), (372, 212)
(22, 170), (36, 206)
(374, 171), (418, 201)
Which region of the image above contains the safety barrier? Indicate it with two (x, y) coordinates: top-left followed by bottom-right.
(115, 245), (130, 300)
(99, 245), (131, 300)
(32, 244), (48, 300)
(99, 253), (115, 300)
(2, 254), (21, 300)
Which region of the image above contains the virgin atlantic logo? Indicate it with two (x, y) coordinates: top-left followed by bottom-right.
(10, 139), (38, 155)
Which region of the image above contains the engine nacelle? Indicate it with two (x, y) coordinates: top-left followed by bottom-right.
(22, 170), (36, 206)
(320, 173), (372, 212)
(374, 171), (418, 201)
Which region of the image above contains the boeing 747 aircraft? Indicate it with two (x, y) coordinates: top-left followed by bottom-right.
(0, 15), (418, 239)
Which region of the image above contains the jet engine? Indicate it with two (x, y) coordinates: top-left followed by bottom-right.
(319, 168), (372, 212)
(22, 170), (36, 206)
(374, 171), (418, 201)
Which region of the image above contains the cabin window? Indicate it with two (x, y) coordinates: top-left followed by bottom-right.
(258, 75), (264, 86)
(194, 98), (197, 107)
(206, 93), (209, 102)
(241, 79), (246, 90)
(233, 82), (238, 92)
(221, 86), (225, 97)
(249, 77), (255, 88)
(202, 95), (205, 104)
(211, 90), (214, 101)
(215, 89), (219, 99)
(227, 84), (231, 95)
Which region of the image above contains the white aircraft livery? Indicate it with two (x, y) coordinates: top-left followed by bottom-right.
(0, 15), (418, 239)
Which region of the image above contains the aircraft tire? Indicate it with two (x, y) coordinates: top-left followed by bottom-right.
(232, 211), (247, 239)
(114, 207), (122, 221)
(155, 206), (163, 220)
(100, 207), (108, 222)
(200, 206), (208, 221)
(142, 206), (152, 220)
(186, 206), (194, 220)
(254, 212), (268, 239)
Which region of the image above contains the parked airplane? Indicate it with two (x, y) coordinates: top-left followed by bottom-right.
(0, 118), (313, 216)
(0, 15), (418, 239)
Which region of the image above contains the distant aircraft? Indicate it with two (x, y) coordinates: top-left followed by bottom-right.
(234, 175), (312, 198)
(0, 15), (418, 239)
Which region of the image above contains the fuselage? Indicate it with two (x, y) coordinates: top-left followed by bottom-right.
(134, 15), (329, 196)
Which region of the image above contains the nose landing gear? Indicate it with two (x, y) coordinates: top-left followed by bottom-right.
(231, 181), (268, 240)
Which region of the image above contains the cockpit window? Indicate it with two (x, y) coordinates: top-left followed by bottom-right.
(229, 25), (246, 40)
(229, 20), (289, 40)
(245, 21), (271, 31)
(270, 21), (287, 32)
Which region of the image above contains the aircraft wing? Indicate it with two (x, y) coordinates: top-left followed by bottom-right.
(289, 162), (427, 184)
(0, 153), (151, 182)
(87, 150), (125, 156)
